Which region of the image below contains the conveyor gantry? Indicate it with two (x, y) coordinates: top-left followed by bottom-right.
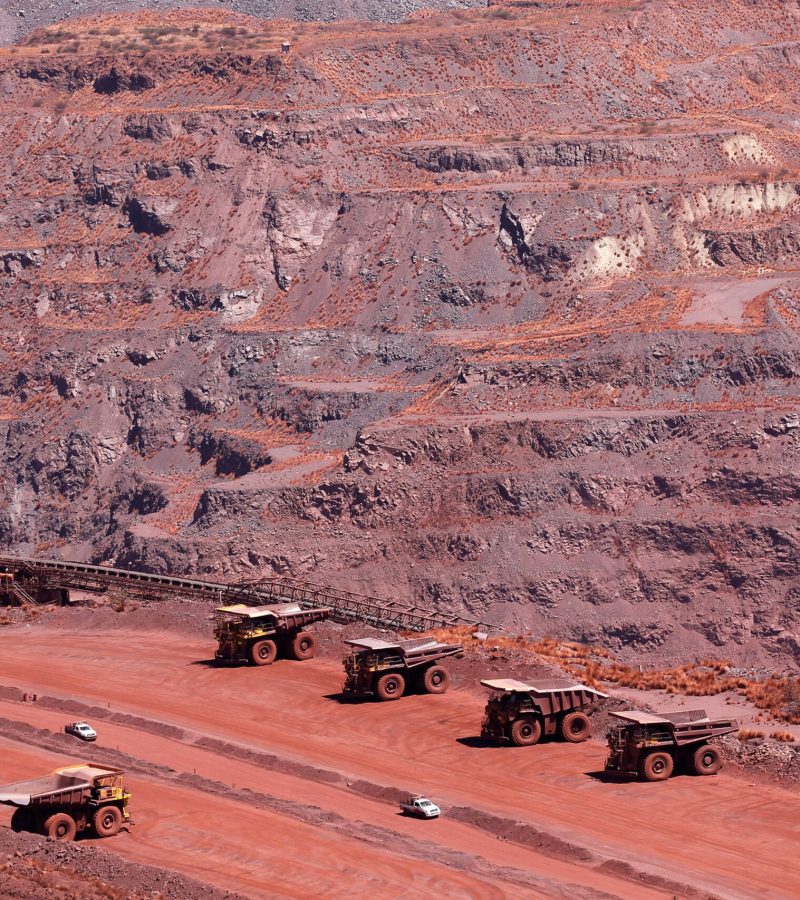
(0, 555), (486, 633)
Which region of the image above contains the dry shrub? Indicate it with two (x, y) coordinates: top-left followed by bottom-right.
(738, 729), (765, 741)
(424, 628), (800, 722)
(770, 731), (796, 743)
(743, 676), (800, 724)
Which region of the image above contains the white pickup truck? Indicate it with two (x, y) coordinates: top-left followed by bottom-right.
(64, 721), (97, 742)
(399, 795), (440, 819)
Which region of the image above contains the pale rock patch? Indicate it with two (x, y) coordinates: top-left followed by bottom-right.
(677, 182), (798, 223)
(722, 134), (774, 165)
(571, 233), (645, 281)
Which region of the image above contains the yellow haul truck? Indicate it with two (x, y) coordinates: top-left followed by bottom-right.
(214, 602), (332, 665)
(605, 708), (738, 781)
(481, 678), (608, 746)
(0, 764), (132, 841)
(342, 637), (464, 700)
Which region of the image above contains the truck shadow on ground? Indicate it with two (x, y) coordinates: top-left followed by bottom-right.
(188, 659), (305, 667)
(585, 770), (636, 783)
(455, 735), (564, 748)
(455, 736), (493, 748)
(323, 692), (370, 703)
(74, 827), (133, 843)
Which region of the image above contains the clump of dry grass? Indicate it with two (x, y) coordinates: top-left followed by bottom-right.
(743, 676), (800, 724)
(769, 731), (796, 743)
(738, 729), (765, 741)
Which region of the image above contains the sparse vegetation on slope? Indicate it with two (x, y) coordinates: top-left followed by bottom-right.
(429, 628), (800, 724)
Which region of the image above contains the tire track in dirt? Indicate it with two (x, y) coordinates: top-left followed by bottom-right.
(0, 714), (622, 900)
(446, 808), (715, 900)
(0, 684), (717, 900)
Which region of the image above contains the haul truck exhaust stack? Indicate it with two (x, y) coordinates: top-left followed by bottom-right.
(214, 603), (331, 665)
(481, 678), (607, 746)
(0, 764), (131, 841)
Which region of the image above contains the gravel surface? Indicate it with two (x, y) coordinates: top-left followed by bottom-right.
(0, 0), (487, 43)
(0, 828), (242, 899)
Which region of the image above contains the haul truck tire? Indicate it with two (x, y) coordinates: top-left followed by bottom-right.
(691, 744), (722, 776)
(423, 665), (450, 694)
(249, 639), (277, 666)
(11, 808), (32, 833)
(510, 716), (542, 746)
(289, 631), (316, 661)
(376, 673), (405, 701)
(44, 812), (77, 842)
(93, 805), (123, 837)
(641, 750), (674, 782)
(560, 711), (591, 743)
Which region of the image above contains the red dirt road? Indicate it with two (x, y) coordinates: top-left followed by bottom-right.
(0, 738), (520, 900)
(0, 702), (646, 900)
(0, 627), (798, 899)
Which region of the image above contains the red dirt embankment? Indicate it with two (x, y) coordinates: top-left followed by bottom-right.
(2, 0), (800, 668)
(0, 625), (797, 899)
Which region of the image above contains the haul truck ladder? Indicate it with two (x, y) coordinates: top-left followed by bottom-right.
(0, 556), (485, 633)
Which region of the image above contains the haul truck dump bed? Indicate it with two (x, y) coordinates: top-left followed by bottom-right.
(0, 764), (131, 841)
(342, 637), (464, 700)
(214, 602), (332, 665)
(481, 678), (608, 745)
(605, 708), (738, 781)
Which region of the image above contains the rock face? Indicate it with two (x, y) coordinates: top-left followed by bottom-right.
(264, 191), (339, 290)
(124, 196), (175, 235)
(703, 226), (800, 268)
(1, 2), (800, 668)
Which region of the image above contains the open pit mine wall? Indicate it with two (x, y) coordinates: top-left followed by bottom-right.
(0, 0), (799, 667)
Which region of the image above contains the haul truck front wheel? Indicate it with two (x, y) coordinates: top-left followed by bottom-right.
(510, 717), (542, 746)
(641, 751), (674, 782)
(249, 639), (277, 666)
(376, 673), (405, 701)
(93, 805), (123, 837)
